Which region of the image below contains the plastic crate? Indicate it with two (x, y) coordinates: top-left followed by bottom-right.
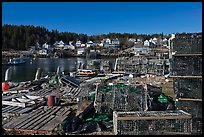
(113, 110), (192, 135)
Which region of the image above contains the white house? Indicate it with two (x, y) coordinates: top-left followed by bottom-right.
(42, 43), (51, 50)
(132, 46), (150, 55)
(152, 37), (157, 45)
(38, 49), (48, 55)
(111, 38), (120, 48)
(128, 38), (136, 42)
(98, 43), (104, 47)
(162, 38), (168, 47)
(77, 48), (85, 55)
(105, 38), (111, 44)
(86, 41), (94, 48)
(144, 40), (150, 46)
(54, 40), (67, 49)
(76, 40), (82, 47)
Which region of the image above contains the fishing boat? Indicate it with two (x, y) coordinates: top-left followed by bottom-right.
(76, 69), (97, 77)
(3, 55), (27, 65)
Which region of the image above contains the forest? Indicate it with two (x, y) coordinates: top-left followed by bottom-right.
(2, 24), (197, 51)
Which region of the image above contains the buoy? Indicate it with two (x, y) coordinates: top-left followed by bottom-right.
(47, 95), (55, 106)
(2, 82), (10, 91)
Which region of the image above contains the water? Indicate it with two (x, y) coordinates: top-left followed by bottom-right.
(2, 57), (116, 82)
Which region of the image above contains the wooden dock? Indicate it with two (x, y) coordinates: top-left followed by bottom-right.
(3, 106), (72, 135)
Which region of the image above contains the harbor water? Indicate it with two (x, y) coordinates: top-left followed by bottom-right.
(2, 57), (116, 82)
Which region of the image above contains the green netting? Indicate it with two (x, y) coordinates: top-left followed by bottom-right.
(157, 93), (168, 104)
(88, 91), (96, 101)
(85, 115), (112, 122)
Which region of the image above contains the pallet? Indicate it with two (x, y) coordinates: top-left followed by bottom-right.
(3, 106), (72, 135)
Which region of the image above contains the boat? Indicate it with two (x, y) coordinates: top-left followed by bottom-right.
(76, 69), (97, 77)
(5, 55), (26, 65)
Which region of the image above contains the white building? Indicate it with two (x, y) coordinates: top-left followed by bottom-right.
(77, 48), (85, 55)
(144, 40), (150, 46)
(38, 49), (48, 55)
(42, 43), (51, 50)
(132, 46), (150, 55)
(76, 40), (83, 47)
(86, 41), (94, 48)
(162, 38), (168, 47)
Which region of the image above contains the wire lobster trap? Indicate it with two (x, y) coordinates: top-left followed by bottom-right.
(173, 78), (202, 99)
(172, 56), (202, 76)
(113, 110), (192, 135)
(94, 83), (147, 115)
(172, 33), (202, 54)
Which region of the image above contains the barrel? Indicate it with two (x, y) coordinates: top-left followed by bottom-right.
(47, 95), (55, 106)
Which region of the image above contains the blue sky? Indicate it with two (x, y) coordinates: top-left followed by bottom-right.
(2, 2), (202, 35)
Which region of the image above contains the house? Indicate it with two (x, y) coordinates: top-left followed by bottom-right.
(54, 40), (67, 49)
(132, 46), (150, 55)
(38, 49), (48, 55)
(128, 38), (136, 42)
(77, 47), (85, 55)
(76, 40), (82, 47)
(42, 43), (51, 50)
(144, 40), (150, 46)
(111, 38), (120, 48)
(86, 41), (94, 48)
(152, 37), (157, 45)
(104, 38), (111, 44)
(162, 38), (168, 47)
(98, 43), (104, 47)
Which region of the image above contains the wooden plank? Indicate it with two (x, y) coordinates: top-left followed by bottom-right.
(32, 115), (55, 130)
(2, 95), (22, 101)
(116, 116), (192, 120)
(22, 95), (41, 100)
(61, 110), (71, 117)
(15, 107), (56, 129)
(2, 106), (14, 112)
(6, 106), (22, 113)
(17, 107), (36, 114)
(39, 115), (67, 131)
(3, 107), (44, 129)
(12, 98), (36, 104)
(173, 54), (202, 56)
(171, 76), (202, 79)
(24, 107), (61, 130)
(178, 98), (202, 102)
(2, 101), (26, 107)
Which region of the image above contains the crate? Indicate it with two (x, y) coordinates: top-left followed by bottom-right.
(113, 110), (192, 135)
(173, 78), (202, 99)
(175, 99), (202, 118)
(172, 55), (202, 76)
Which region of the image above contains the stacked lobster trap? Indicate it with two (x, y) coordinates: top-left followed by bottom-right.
(94, 83), (148, 115)
(113, 110), (192, 135)
(171, 33), (202, 135)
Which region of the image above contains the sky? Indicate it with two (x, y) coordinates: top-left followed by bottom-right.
(2, 2), (202, 36)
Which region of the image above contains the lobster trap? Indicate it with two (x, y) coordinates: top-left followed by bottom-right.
(172, 55), (202, 76)
(94, 83), (147, 115)
(113, 110), (192, 135)
(173, 78), (202, 99)
(172, 33), (202, 54)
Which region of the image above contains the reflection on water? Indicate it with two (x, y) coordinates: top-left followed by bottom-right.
(2, 57), (115, 82)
